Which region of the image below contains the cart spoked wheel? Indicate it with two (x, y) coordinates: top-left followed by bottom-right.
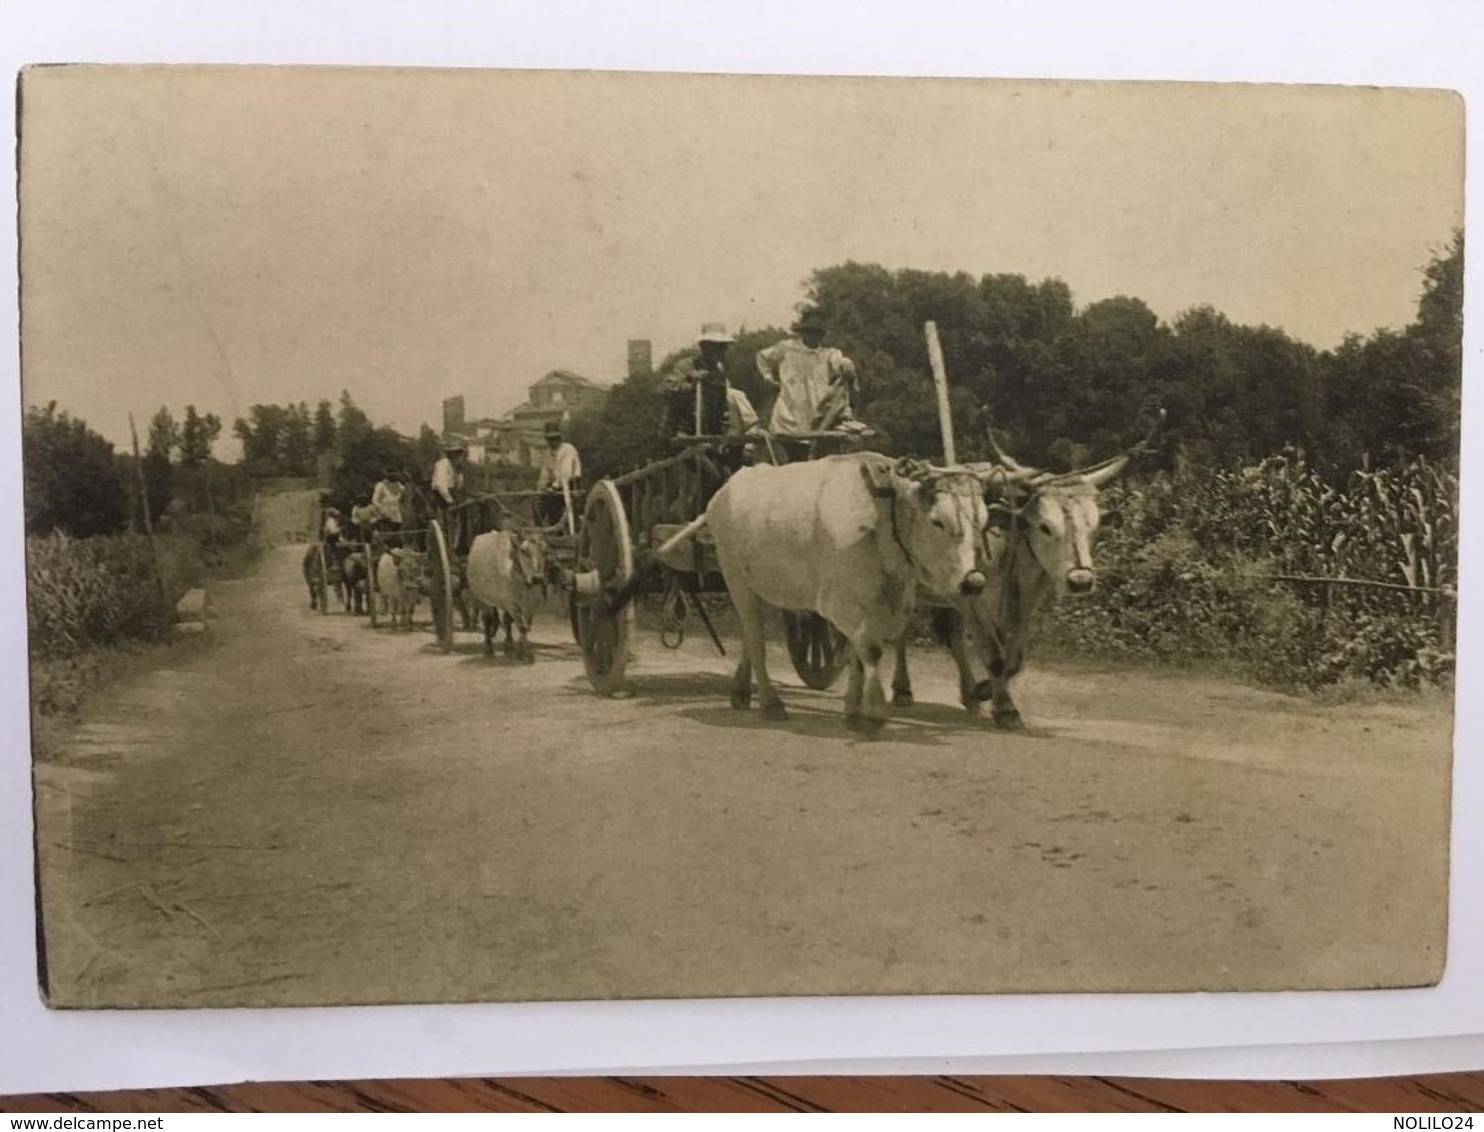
(781, 610), (849, 690)
(313, 544), (330, 615)
(570, 479), (634, 695)
(425, 519), (456, 653)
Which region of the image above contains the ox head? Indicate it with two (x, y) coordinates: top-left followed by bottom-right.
(890, 459), (990, 598)
(391, 547), (428, 596)
(978, 410), (1162, 596)
(512, 532), (549, 591)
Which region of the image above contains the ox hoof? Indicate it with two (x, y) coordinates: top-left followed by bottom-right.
(761, 700), (788, 722)
(960, 698), (984, 717)
(847, 714), (886, 738)
(992, 708), (1024, 731)
(971, 679), (996, 702)
(730, 691), (752, 711)
(892, 690), (915, 708)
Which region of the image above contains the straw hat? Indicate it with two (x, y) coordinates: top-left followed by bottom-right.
(698, 322), (736, 344)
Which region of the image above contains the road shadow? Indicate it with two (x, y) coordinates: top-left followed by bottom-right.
(674, 698), (980, 747)
(451, 639), (585, 668)
(612, 671), (736, 705)
(889, 699), (1055, 740)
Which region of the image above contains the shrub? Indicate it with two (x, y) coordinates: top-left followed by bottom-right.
(25, 531), (188, 659)
(1043, 453), (1456, 690)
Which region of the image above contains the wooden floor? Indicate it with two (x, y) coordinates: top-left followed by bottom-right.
(6, 1075), (1484, 1112)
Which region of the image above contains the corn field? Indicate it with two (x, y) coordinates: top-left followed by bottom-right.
(1046, 453), (1458, 689)
(25, 531), (191, 660)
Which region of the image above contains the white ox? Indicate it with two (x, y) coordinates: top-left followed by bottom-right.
(466, 529), (548, 662)
(375, 548), (425, 630)
(891, 414), (1161, 728)
(687, 453), (993, 735)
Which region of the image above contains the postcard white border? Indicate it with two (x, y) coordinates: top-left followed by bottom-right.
(1, 0), (1480, 1093)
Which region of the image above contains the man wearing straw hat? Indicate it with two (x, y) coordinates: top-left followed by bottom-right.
(661, 322), (761, 439)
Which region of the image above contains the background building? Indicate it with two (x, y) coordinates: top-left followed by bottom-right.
(443, 370), (610, 468)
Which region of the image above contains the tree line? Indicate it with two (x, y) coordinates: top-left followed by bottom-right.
(24, 232), (1462, 538)
(569, 232), (1462, 481)
(22, 389), (443, 540)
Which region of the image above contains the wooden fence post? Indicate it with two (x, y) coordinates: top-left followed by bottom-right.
(130, 412), (170, 601)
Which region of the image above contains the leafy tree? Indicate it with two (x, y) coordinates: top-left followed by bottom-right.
(1315, 231), (1463, 470)
(328, 427), (419, 511)
(1404, 229), (1463, 460)
(180, 405), (222, 468)
(232, 404), (291, 474)
(337, 390), (373, 453)
(313, 399), (338, 454)
(140, 452), (174, 523)
(414, 423), (443, 476)
(281, 402), (313, 476)
(22, 403), (128, 537)
(567, 370), (670, 481)
(146, 407), (179, 461)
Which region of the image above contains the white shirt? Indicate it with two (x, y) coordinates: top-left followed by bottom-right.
(431, 457), (463, 503)
(727, 387), (760, 434)
(755, 337), (858, 433)
(371, 479), (405, 523)
(540, 441), (582, 488)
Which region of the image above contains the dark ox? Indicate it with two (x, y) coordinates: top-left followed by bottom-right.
(337, 546), (371, 615)
(892, 413), (1161, 728)
(301, 544), (335, 611)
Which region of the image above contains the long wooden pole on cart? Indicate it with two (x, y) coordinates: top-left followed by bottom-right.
(924, 320), (957, 464)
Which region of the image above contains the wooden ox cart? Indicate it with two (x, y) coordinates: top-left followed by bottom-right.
(420, 430), (868, 695)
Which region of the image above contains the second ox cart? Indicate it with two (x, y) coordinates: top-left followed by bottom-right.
(420, 430), (867, 695)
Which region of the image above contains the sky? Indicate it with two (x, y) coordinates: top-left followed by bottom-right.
(18, 67), (1464, 457)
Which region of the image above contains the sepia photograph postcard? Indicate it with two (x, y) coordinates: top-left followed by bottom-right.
(18, 64), (1463, 1012)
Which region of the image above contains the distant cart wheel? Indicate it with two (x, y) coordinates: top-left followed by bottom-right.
(782, 610), (849, 690)
(313, 544), (330, 615)
(571, 479), (634, 695)
(425, 519), (456, 652)
(366, 541), (380, 628)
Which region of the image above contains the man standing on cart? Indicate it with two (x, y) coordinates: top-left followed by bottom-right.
(536, 419), (582, 529)
(430, 441), (470, 554)
(659, 322), (764, 518)
(661, 323), (762, 440)
(755, 308), (867, 459)
(371, 467), (407, 547)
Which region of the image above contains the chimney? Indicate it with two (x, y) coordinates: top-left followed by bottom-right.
(627, 339), (653, 381)
(442, 395), (466, 437)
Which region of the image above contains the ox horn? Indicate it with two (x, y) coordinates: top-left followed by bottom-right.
(986, 426), (1036, 474)
(979, 424), (1051, 489)
(1056, 408), (1166, 487)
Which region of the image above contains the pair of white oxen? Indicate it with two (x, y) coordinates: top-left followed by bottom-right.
(647, 426), (1153, 737)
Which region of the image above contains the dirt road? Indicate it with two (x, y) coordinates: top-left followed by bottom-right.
(34, 542), (1452, 1007)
